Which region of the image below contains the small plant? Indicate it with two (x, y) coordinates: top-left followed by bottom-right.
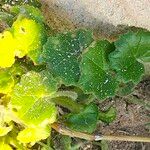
(0, 4), (150, 149)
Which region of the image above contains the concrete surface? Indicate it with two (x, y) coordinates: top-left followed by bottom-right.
(40, 0), (150, 39)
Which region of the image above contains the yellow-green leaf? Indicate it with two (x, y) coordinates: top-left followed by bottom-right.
(12, 17), (46, 58)
(17, 126), (50, 143)
(0, 69), (14, 94)
(0, 126), (12, 137)
(11, 71), (58, 126)
(0, 30), (16, 68)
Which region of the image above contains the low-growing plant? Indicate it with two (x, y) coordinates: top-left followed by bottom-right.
(0, 3), (150, 149)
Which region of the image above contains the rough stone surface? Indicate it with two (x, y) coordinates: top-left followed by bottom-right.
(40, 0), (150, 39)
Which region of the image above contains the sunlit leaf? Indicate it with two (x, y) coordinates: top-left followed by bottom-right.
(0, 126), (12, 136)
(0, 142), (12, 150)
(0, 69), (14, 94)
(17, 126), (50, 143)
(11, 71), (58, 126)
(0, 30), (16, 68)
(12, 17), (46, 60)
(0, 13), (46, 67)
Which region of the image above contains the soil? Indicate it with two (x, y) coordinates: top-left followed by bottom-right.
(98, 77), (150, 150)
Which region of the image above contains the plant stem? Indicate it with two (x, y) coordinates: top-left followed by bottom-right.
(51, 122), (150, 143)
(51, 97), (84, 113)
(51, 122), (95, 141)
(102, 135), (150, 142)
(51, 91), (78, 100)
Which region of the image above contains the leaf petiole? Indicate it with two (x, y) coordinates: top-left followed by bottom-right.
(51, 97), (84, 113)
(52, 122), (150, 143)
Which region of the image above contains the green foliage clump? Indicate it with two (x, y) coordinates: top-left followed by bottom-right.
(0, 3), (150, 149)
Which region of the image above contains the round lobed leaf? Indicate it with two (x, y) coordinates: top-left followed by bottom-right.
(109, 31), (150, 83)
(11, 71), (58, 126)
(79, 40), (118, 100)
(12, 17), (46, 58)
(40, 29), (93, 85)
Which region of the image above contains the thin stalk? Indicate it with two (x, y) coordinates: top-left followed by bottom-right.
(51, 122), (150, 143)
(47, 136), (51, 148)
(51, 91), (78, 100)
(51, 122), (95, 141)
(51, 97), (84, 113)
(101, 135), (150, 142)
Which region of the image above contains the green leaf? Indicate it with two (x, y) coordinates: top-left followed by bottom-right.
(41, 147), (54, 150)
(100, 140), (109, 150)
(99, 107), (117, 124)
(53, 135), (72, 150)
(11, 71), (58, 126)
(10, 5), (44, 23)
(79, 40), (118, 100)
(10, 59), (46, 76)
(9, 60), (28, 77)
(60, 135), (72, 150)
(40, 29), (93, 85)
(0, 69), (14, 94)
(109, 31), (150, 83)
(144, 62), (150, 75)
(118, 82), (135, 96)
(66, 103), (99, 133)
